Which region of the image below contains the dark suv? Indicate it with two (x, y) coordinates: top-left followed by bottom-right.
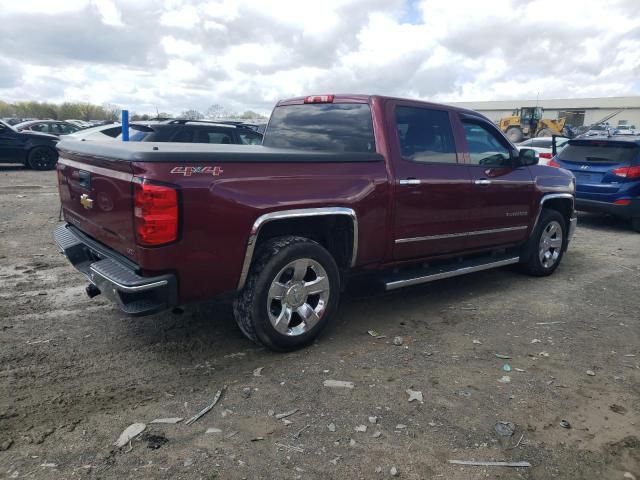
(129, 120), (263, 145)
(0, 120), (59, 170)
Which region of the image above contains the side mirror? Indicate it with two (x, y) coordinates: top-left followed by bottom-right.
(518, 148), (538, 166)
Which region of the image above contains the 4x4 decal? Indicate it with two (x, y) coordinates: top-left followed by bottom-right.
(171, 166), (224, 177)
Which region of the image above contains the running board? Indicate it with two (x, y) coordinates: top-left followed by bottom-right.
(384, 255), (520, 291)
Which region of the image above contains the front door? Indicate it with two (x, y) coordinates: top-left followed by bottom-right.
(391, 103), (474, 260)
(456, 115), (534, 250)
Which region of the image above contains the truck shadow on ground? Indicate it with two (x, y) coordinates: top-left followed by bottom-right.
(120, 265), (529, 364)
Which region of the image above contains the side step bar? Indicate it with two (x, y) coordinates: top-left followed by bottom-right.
(384, 255), (520, 291)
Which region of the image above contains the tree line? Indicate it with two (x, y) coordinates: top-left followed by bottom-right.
(0, 100), (267, 122)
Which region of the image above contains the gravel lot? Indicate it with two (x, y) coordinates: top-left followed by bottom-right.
(0, 166), (638, 480)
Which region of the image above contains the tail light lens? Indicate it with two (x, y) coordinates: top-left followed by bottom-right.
(548, 159), (561, 168)
(612, 166), (640, 178)
(539, 152), (552, 159)
(614, 199), (631, 206)
(134, 180), (178, 246)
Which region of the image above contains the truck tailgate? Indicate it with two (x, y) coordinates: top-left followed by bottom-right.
(57, 155), (137, 261)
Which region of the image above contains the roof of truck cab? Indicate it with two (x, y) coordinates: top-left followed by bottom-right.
(276, 94), (490, 121)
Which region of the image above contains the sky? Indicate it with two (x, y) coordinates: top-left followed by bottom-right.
(0, 0), (639, 116)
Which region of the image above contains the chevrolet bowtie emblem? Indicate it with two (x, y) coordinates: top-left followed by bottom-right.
(80, 193), (94, 209)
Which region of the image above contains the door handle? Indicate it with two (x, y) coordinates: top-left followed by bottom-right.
(474, 179), (492, 185)
(399, 178), (421, 185)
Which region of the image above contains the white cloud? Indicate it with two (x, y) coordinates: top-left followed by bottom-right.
(0, 0), (638, 115)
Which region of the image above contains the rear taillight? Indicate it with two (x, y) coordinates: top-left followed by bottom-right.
(539, 152), (552, 159)
(548, 159), (561, 168)
(612, 166), (640, 178)
(304, 95), (334, 104)
(614, 199), (632, 206)
(134, 180), (178, 246)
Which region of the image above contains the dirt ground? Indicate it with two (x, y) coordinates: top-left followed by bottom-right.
(0, 165), (638, 480)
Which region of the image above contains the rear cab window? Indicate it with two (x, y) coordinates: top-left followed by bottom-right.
(558, 141), (639, 164)
(263, 103), (375, 153)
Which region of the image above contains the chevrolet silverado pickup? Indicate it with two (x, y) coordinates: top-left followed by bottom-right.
(54, 94), (577, 351)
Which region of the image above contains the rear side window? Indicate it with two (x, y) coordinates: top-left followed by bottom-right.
(558, 142), (639, 163)
(197, 129), (233, 144)
(263, 103), (375, 153)
(395, 106), (456, 163)
(462, 122), (512, 167)
(238, 131), (263, 145)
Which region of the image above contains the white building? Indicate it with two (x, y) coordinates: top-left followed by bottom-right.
(448, 96), (640, 128)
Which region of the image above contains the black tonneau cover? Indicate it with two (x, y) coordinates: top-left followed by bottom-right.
(56, 138), (383, 163)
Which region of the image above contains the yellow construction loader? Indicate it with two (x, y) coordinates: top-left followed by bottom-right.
(498, 107), (567, 143)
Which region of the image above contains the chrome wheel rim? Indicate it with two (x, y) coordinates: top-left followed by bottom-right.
(539, 220), (563, 269)
(267, 258), (330, 336)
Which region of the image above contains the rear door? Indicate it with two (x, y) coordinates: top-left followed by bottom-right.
(555, 140), (639, 201)
(390, 103), (474, 260)
(456, 115), (534, 250)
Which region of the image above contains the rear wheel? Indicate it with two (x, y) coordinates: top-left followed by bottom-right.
(233, 236), (340, 351)
(536, 128), (553, 137)
(506, 127), (524, 143)
(632, 218), (640, 233)
(520, 209), (567, 276)
(27, 147), (58, 170)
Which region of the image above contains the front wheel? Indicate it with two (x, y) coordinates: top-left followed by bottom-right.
(27, 147), (58, 170)
(233, 236), (340, 351)
(536, 128), (553, 137)
(520, 209), (567, 276)
(506, 127), (524, 143)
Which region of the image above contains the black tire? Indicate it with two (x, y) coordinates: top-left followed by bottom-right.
(27, 147), (58, 170)
(232, 236), (340, 351)
(506, 127), (524, 143)
(536, 128), (553, 137)
(520, 209), (567, 276)
(632, 218), (640, 233)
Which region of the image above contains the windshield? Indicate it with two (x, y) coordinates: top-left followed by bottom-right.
(264, 103), (375, 153)
(558, 141), (639, 163)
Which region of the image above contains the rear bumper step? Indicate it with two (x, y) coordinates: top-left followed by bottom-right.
(54, 224), (177, 316)
(384, 254), (520, 291)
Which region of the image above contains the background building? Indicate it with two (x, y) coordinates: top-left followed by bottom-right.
(449, 96), (640, 128)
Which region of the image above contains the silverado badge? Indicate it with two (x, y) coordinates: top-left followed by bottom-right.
(80, 194), (94, 210)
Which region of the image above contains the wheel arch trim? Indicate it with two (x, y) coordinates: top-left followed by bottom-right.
(532, 193), (575, 233)
(237, 207), (358, 290)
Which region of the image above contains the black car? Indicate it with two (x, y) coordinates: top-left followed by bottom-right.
(68, 120), (263, 145)
(14, 120), (81, 136)
(0, 120), (59, 170)
(132, 120), (264, 145)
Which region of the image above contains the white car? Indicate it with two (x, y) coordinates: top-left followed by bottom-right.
(516, 136), (570, 164)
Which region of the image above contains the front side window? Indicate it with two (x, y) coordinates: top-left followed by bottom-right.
(395, 106), (457, 163)
(462, 122), (512, 167)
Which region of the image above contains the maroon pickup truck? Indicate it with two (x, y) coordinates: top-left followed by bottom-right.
(54, 94), (577, 351)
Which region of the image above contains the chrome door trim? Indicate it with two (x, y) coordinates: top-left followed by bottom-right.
(385, 256), (520, 290)
(399, 179), (421, 185)
(395, 225), (528, 244)
(237, 207), (358, 290)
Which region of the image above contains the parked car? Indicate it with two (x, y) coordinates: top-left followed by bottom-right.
(0, 120), (59, 169)
(54, 94), (576, 351)
(65, 119), (93, 129)
(613, 125), (636, 135)
(14, 120), (81, 136)
(549, 135), (640, 231)
(67, 120), (263, 145)
(517, 136), (570, 164)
